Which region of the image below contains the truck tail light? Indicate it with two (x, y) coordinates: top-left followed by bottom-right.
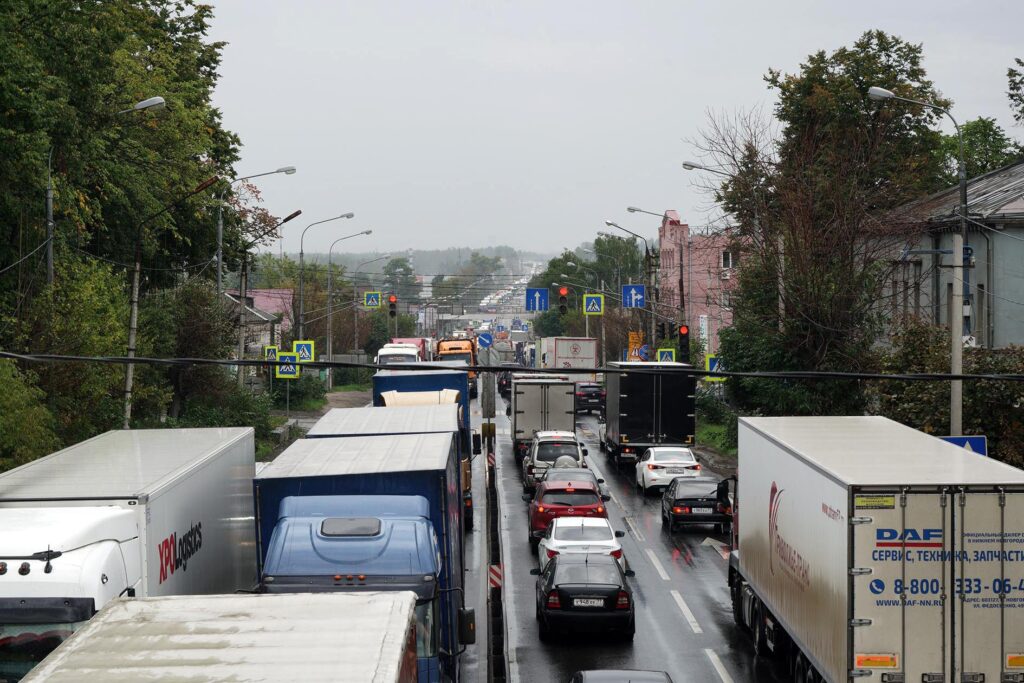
(546, 591), (561, 609)
(546, 549), (559, 559)
(610, 549), (622, 559)
(537, 506), (545, 513)
(616, 591), (630, 609)
(465, 498), (473, 508)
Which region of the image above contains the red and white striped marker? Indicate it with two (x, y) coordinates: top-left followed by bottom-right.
(487, 452), (496, 468)
(488, 564), (503, 588)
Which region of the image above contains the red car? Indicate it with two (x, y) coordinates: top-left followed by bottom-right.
(523, 480), (608, 549)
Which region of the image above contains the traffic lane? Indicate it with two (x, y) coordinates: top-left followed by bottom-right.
(497, 416), (747, 683)
(577, 416), (790, 682)
(463, 396), (490, 682)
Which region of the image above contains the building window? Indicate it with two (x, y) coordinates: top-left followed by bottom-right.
(721, 250), (733, 269)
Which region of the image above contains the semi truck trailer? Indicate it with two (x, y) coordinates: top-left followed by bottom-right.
(0, 428), (256, 680)
(730, 416), (1024, 683)
(23, 592), (420, 682)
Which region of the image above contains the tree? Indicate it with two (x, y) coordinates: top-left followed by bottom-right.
(383, 257), (418, 301)
(0, 361), (61, 472)
(938, 117), (1022, 185)
(1010, 58), (1024, 125)
(707, 31), (947, 417)
(364, 309), (416, 357)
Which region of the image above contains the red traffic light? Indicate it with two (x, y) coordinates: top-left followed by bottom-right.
(388, 294), (398, 303)
(678, 324), (689, 336)
(558, 286), (569, 296)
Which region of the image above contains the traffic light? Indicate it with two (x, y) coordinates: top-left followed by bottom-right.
(678, 324), (690, 363)
(558, 286), (569, 315)
(657, 322), (666, 340)
(388, 294), (398, 318)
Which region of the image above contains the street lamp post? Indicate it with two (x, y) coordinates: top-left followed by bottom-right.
(237, 210), (302, 388)
(47, 96), (167, 285)
(350, 254), (391, 364)
(123, 174), (220, 428)
(324, 242), (379, 388)
(297, 214), (357, 339)
(605, 220), (657, 353)
(869, 85), (969, 436)
(216, 166), (297, 296)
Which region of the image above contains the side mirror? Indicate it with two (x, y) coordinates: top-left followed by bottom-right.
(601, 494), (611, 502)
(505, 404), (512, 417)
(624, 569), (636, 578)
(615, 530), (626, 538)
(522, 494), (532, 502)
(458, 608), (476, 645)
(581, 448), (589, 456)
(597, 478), (605, 484)
(472, 433), (482, 455)
(529, 568), (540, 576)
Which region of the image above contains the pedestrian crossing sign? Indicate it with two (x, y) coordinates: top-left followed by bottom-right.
(264, 345), (278, 361)
(657, 348), (675, 362)
(583, 293), (604, 316)
(293, 340), (315, 363)
(705, 354), (726, 382)
(364, 291), (381, 308)
(275, 352), (299, 379)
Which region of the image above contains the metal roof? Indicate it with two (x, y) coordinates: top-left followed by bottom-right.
(22, 592), (417, 682)
(740, 416), (1024, 486)
(903, 159), (1024, 226)
(0, 428), (253, 501)
(257, 433), (453, 480)
(306, 405), (459, 438)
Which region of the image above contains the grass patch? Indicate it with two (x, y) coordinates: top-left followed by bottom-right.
(285, 397), (327, 412)
(697, 422), (737, 458)
(333, 383), (371, 393)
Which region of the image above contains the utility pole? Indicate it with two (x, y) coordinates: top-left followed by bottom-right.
(46, 148), (54, 285)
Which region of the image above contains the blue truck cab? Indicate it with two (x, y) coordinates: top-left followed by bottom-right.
(254, 433), (473, 682)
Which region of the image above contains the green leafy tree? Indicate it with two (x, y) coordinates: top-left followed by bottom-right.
(1009, 58), (1024, 125)
(938, 117), (1022, 185)
(383, 257), (418, 301)
(0, 361), (61, 472)
(364, 310), (416, 357)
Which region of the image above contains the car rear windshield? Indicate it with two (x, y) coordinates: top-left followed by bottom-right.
(541, 490), (599, 506)
(544, 471), (596, 485)
(556, 563), (620, 585)
(536, 443), (579, 462)
(554, 525), (613, 541)
(654, 449), (696, 462)
(674, 483), (718, 498)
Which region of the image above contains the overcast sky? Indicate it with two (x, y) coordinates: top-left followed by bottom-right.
(209, 1), (1023, 258)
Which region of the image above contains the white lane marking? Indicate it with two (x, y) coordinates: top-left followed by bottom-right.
(583, 457), (622, 509)
(671, 589), (703, 634)
(624, 516), (646, 543)
(645, 548), (670, 581)
(704, 648), (733, 682)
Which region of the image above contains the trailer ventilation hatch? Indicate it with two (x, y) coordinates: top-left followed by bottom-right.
(321, 518), (381, 537)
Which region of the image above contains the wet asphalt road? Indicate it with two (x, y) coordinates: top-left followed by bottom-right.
(488, 410), (790, 683)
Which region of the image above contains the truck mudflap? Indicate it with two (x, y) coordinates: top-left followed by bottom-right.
(850, 487), (1024, 682)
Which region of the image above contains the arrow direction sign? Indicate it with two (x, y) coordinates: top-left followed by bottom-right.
(940, 435), (988, 456)
(525, 287), (548, 312)
(638, 344), (650, 361)
(477, 332), (494, 348)
(583, 293), (604, 316)
(622, 284), (646, 309)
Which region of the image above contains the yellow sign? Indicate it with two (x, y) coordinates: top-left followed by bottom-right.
(854, 495), (896, 510)
(628, 331), (644, 360)
(275, 352), (299, 379)
(583, 293), (604, 316)
(293, 340), (315, 363)
(704, 354), (726, 382)
(264, 345), (278, 361)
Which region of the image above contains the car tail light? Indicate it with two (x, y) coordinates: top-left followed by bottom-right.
(647, 464), (663, 471)
(537, 506), (545, 513)
(672, 506), (690, 514)
(575, 391), (584, 397)
(694, 463), (701, 471)
(546, 591), (561, 609)
(616, 591), (630, 609)
(599, 391), (606, 397)
(597, 506), (605, 514)
(717, 503), (732, 514)
(546, 549), (559, 559)
(610, 549), (622, 559)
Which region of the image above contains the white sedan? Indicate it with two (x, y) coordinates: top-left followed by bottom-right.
(537, 517), (626, 571)
(635, 447), (701, 493)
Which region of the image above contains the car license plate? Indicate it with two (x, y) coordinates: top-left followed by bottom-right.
(693, 507), (713, 514)
(573, 598), (604, 608)
(667, 468), (689, 474)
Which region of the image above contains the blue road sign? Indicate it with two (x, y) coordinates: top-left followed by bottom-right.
(638, 344), (650, 361)
(364, 291), (381, 308)
(523, 323), (529, 331)
(657, 348), (676, 362)
(496, 324), (506, 333)
(940, 435), (988, 456)
(622, 284), (646, 309)
(293, 340), (315, 363)
(583, 293), (604, 315)
(477, 332), (494, 348)
(275, 352), (299, 379)
(525, 287), (549, 312)
(705, 354), (725, 382)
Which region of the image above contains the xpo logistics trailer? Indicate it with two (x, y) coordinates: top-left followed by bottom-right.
(254, 433), (474, 683)
(0, 428), (256, 680)
(23, 592), (420, 683)
(730, 416), (1024, 683)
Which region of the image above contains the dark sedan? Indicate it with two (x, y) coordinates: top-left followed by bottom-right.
(497, 362), (520, 397)
(531, 553), (635, 642)
(660, 476), (733, 533)
(575, 382), (605, 415)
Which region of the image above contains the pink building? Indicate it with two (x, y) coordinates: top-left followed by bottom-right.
(657, 212), (737, 354)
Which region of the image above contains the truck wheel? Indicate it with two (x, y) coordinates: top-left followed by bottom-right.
(793, 654), (808, 682)
(730, 579), (743, 627)
(751, 601), (767, 658)
(465, 511), (474, 531)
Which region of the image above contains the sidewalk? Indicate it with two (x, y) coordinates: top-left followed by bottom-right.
(693, 444), (737, 478)
(271, 389), (372, 431)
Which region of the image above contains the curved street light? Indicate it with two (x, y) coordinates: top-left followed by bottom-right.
(298, 217), (362, 338)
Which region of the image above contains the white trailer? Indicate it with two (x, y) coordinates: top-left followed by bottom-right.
(23, 592), (419, 683)
(0, 428), (256, 679)
(730, 416), (1024, 683)
(538, 337), (597, 380)
(510, 375), (575, 465)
